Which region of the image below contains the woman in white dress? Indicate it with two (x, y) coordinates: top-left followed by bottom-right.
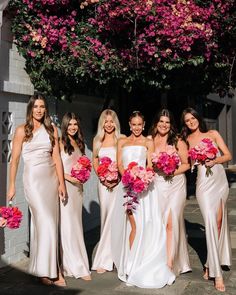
(149, 109), (191, 275)
(92, 109), (121, 273)
(112, 111), (175, 288)
(7, 94), (66, 286)
(59, 112), (91, 280)
(181, 107), (232, 292)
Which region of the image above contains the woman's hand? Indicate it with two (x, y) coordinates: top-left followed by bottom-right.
(58, 183), (67, 201)
(205, 159), (216, 168)
(102, 179), (119, 189)
(0, 217), (7, 228)
(7, 185), (16, 202)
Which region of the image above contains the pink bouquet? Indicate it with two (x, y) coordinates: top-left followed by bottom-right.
(122, 161), (155, 212)
(188, 138), (218, 176)
(152, 150), (180, 182)
(97, 156), (119, 191)
(0, 202), (23, 229)
(71, 155), (92, 183)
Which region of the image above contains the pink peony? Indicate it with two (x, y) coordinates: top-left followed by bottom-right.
(122, 162), (155, 212)
(71, 155), (92, 183)
(188, 138), (218, 176)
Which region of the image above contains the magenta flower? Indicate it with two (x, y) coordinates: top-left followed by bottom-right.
(122, 162), (155, 212)
(71, 155), (92, 183)
(188, 138), (218, 176)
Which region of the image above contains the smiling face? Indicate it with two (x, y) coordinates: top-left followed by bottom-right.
(67, 119), (79, 137)
(156, 115), (170, 135)
(32, 99), (46, 122)
(184, 112), (199, 132)
(129, 116), (144, 137)
(103, 114), (115, 134)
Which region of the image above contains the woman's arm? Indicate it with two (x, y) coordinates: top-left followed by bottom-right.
(146, 137), (154, 169)
(174, 139), (190, 175)
(206, 130), (232, 167)
(59, 140), (81, 185)
(52, 126), (66, 199)
(7, 125), (25, 201)
(117, 137), (126, 175)
(92, 138), (99, 175)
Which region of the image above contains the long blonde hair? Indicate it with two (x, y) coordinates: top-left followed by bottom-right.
(93, 109), (121, 157)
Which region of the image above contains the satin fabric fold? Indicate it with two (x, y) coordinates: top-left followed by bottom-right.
(92, 147), (118, 271)
(111, 145), (175, 288)
(60, 147), (90, 278)
(22, 125), (59, 278)
(154, 173), (191, 276)
(196, 162), (232, 278)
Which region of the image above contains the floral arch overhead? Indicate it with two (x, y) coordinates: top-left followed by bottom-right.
(8, 0), (236, 99)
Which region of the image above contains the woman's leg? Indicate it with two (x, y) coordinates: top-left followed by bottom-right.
(127, 212), (136, 249)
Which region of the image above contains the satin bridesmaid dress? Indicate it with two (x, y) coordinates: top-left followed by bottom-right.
(60, 147), (90, 278)
(22, 125), (59, 278)
(195, 145), (232, 278)
(92, 146), (119, 271)
(112, 145), (175, 288)
(154, 146), (191, 276)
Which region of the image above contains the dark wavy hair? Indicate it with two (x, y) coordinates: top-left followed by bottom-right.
(180, 107), (208, 142)
(129, 110), (145, 122)
(149, 109), (178, 148)
(24, 93), (55, 146)
(61, 112), (85, 155)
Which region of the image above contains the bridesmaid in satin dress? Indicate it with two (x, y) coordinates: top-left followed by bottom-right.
(7, 94), (66, 286)
(181, 107), (232, 292)
(92, 109), (122, 273)
(149, 109), (191, 276)
(59, 112), (91, 280)
(112, 111), (175, 288)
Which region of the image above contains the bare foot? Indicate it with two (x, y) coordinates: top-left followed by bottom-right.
(81, 275), (92, 281)
(96, 268), (107, 274)
(203, 268), (209, 280)
(40, 277), (53, 286)
(167, 261), (173, 271)
(215, 277), (225, 292)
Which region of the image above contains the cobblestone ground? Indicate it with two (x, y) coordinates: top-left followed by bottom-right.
(0, 187), (236, 295)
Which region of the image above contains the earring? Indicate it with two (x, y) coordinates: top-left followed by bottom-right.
(143, 127), (144, 130)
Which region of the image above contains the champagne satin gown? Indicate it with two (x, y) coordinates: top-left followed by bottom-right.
(92, 146), (119, 271)
(112, 146), (175, 288)
(60, 147), (90, 278)
(22, 125), (59, 278)
(154, 147), (191, 276)
(196, 147), (232, 278)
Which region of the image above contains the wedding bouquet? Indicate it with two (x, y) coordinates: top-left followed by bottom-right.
(71, 155), (92, 183)
(188, 138), (218, 176)
(152, 150), (180, 182)
(97, 156), (119, 191)
(122, 162), (155, 212)
(0, 202), (23, 229)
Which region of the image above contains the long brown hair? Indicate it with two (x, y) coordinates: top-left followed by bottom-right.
(61, 112), (85, 155)
(180, 107), (207, 142)
(24, 94), (55, 146)
(149, 109), (178, 148)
